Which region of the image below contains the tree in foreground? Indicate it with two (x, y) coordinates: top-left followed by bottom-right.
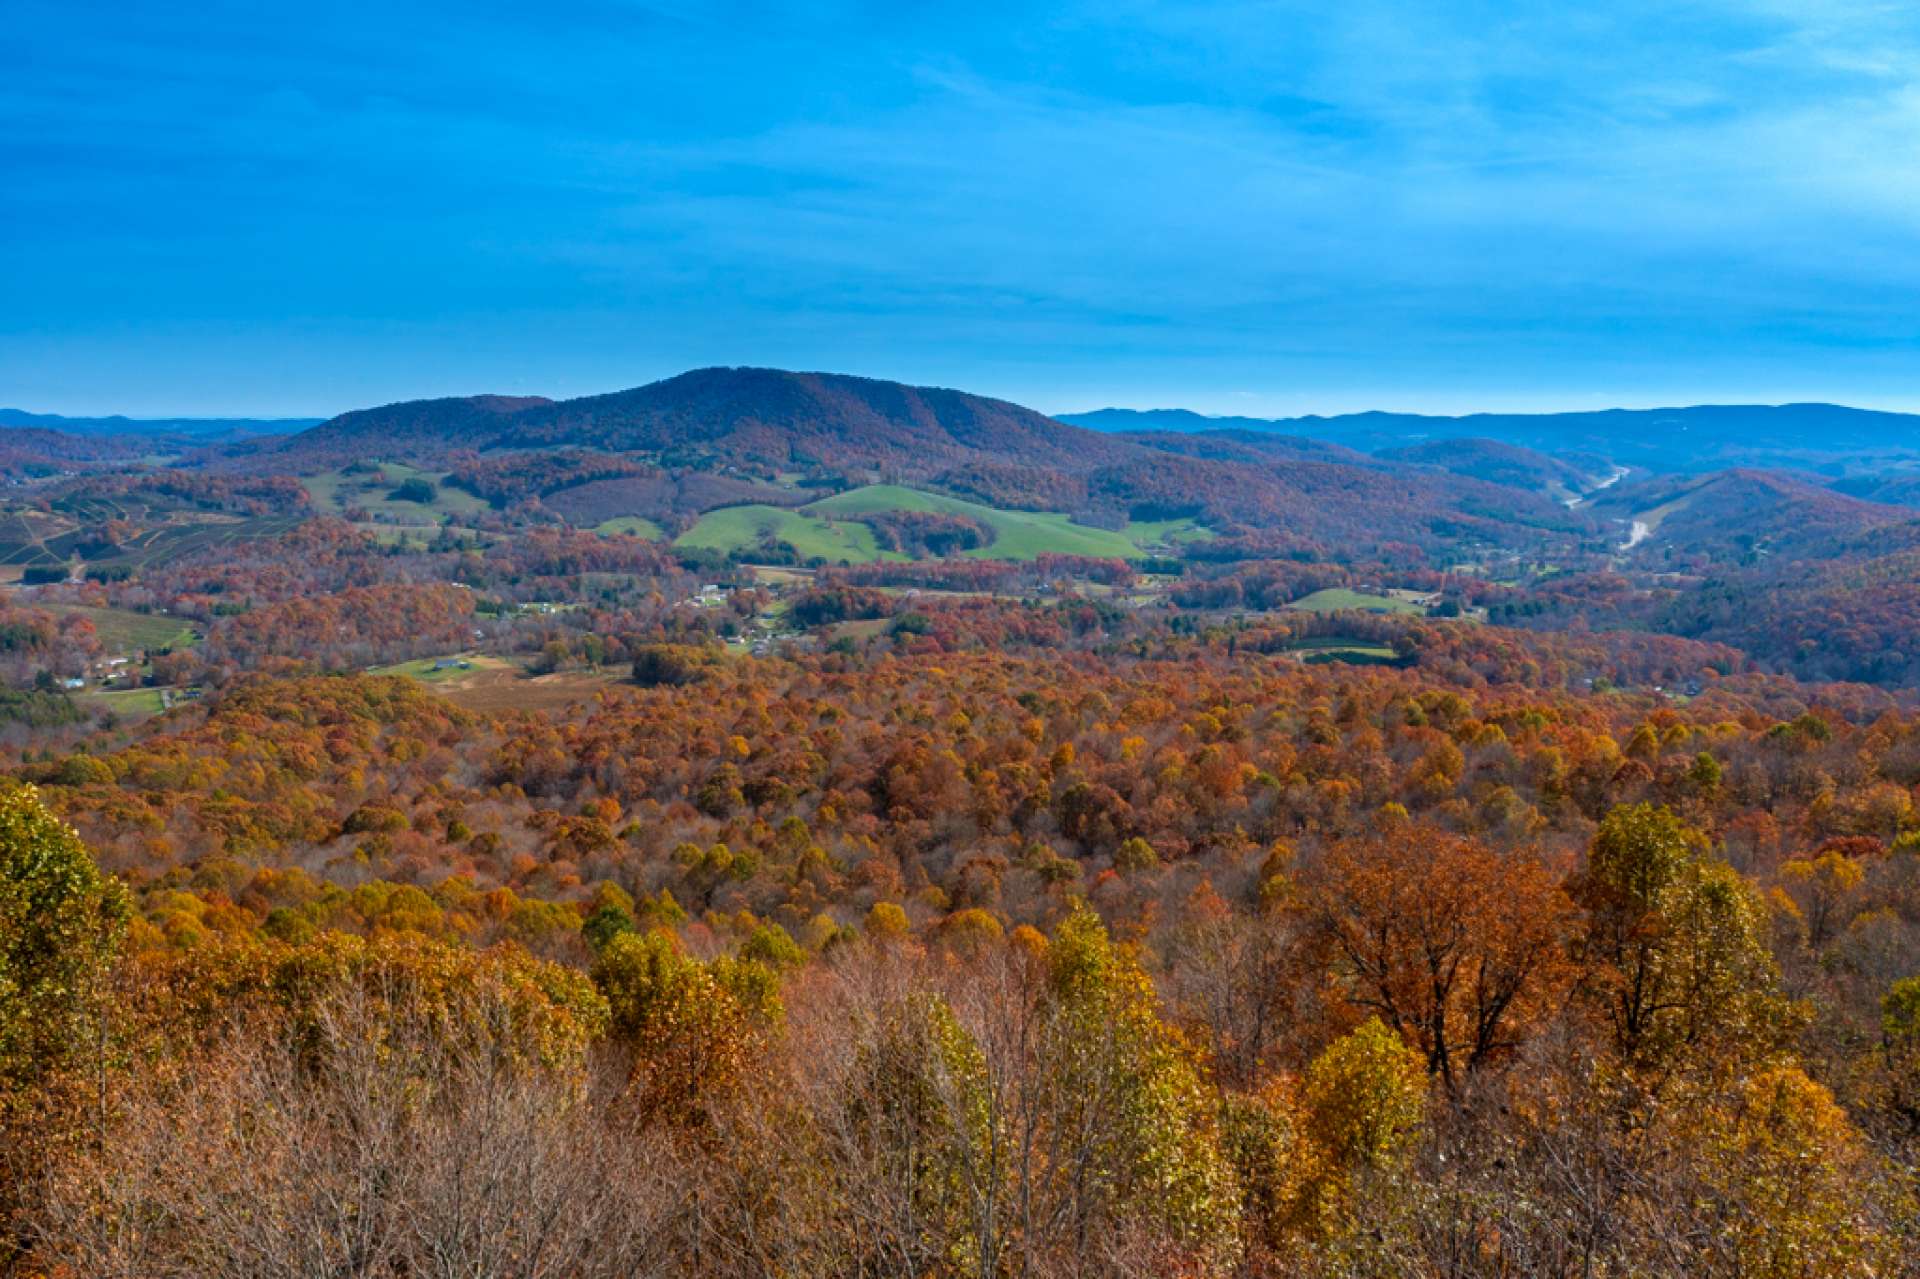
(0, 783), (129, 1268)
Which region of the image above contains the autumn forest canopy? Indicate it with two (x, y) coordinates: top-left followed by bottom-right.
(1, 368), (1919, 1276)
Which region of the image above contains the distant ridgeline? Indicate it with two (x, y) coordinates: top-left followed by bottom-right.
(0, 408), (320, 443)
(13, 368), (1920, 686)
(194, 367), (1608, 559)
(1059, 402), (1920, 474)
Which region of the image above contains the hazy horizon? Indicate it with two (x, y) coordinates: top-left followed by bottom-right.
(12, 379), (1920, 427)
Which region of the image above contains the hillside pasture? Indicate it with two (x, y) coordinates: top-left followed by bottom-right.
(675, 504), (898, 564)
(372, 653), (626, 713)
(49, 604), (200, 653)
(303, 463), (489, 521)
(1285, 636), (1406, 666)
(1285, 588), (1426, 615)
(353, 522), (488, 550)
(77, 686), (172, 720)
(1119, 516), (1214, 549)
(675, 484), (1218, 564)
(802, 485), (1148, 561)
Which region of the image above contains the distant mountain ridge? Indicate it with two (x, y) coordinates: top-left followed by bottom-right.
(0, 408), (321, 441)
(1060, 403), (1920, 472)
(1591, 467), (1911, 557)
(262, 366), (1596, 554)
(288, 395), (552, 456)
(1376, 438), (1616, 503)
(225, 367), (1920, 559)
(279, 367), (1139, 474)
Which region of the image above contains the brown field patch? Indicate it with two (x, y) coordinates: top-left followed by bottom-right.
(431, 663), (627, 713)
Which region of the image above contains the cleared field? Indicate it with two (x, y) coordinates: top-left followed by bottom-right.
(74, 683), (183, 722)
(0, 512), (74, 569)
(676, 504), (898, 563)
(828, 617), (895, 641)
(97, 515), (309, 571)
(435, 666), (628, 714)
(1120, 517), (1214, 548)
(1632, 498), (1683, 531)
(802, 485), (1147, 561)
(51, 604), (200, 653)
(808, 485), (1135, 560)
(368, 653), (512, 684)
(677, 485), (1210, 565)
(370, 654), (624, 713)
(750, 566), (814, 586)
(78, 687), (172, 720)
(304, 463), (489, 522)
(1300, 649), (1405, 667)
(0, 502), (311, 577)
(1285, 588), (1426, 615)
(594, 516), (666, 539)
(1286, 637), (1404, 665)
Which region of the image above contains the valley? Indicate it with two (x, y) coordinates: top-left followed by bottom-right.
(9, 367), (1920, 698)
(4, 367), (1919, 1279)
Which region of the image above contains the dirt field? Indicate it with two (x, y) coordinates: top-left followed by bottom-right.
(419, 661), (628, 714)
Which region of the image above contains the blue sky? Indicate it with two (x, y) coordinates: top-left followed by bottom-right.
(7, 0), (1920, 417)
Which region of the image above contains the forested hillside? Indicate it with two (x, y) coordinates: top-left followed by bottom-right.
(4, 579), (1919, 1276)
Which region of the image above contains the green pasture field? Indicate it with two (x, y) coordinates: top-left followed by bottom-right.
(303, 463), (489, 521)
(675, 484), (1216, 565)
(79, 687), (171, 719)
(675, 504), (898, 563)
(1285, 588), (1425, 615)
(805, 485), (1146, 561)
(49, 604), (200, 653)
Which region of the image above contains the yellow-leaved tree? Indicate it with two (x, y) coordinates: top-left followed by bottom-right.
(1576, 803), (1784, 1075)
(1694, 1065), (1893, 1278)
(593, 927), (781, 1129)
(0, 783), (129, 1264)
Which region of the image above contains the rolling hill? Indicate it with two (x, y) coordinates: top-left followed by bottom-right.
(283, 394), (553, 463)
(1375, 438), (1616, 503)
(500, 368), (1139, 473)
(260, 367), (1608, 557)
(277, 369), (1138, 476)
(1828, 471), (1920, 508)
(1594, 468), (1910, 558)
(1110, 429), (1379, 468)
(0, 426), (156, 478)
